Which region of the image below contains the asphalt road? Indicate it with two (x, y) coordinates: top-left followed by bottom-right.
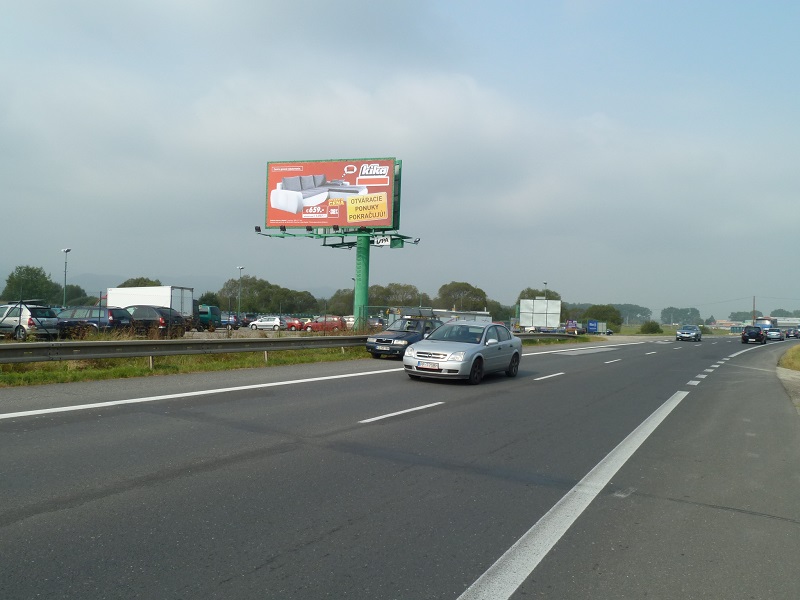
(1, 336), (799, 599)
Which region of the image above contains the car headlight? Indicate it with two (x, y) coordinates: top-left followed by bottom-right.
(405, 346), (416, 358)
(394, 339), (408, 346)
(367, 337), (377, 343)
(449, 351), (466, 362)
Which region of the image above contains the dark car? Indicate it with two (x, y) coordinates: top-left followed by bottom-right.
(125, 305), (186, 338)
(741, 325), (766, 345)
(785, 328), (798, 339)
(57, 306), (133, 338)
(366, 316), (386, 330)
(366, 316), (443, 358)
(220, 313), (240, 330)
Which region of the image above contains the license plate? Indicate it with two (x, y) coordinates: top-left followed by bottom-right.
(376, 345), (391, 351)
(417, 361), (439, 369)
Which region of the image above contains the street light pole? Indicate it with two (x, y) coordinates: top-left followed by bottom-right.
(237, 266), (244, 319)
(62, 248), (71, 307)
(543, 281), (548, 328)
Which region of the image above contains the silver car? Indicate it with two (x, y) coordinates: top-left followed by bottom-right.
(250, 316), (285, 331)
(675, 324), (702, 342)
(0, 302), (59, 340)
(403, 320), (522, 384)
(766, 327), (784, 341)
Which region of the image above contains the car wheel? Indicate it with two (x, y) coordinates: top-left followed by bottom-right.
(505, 353), (520, 377)
(305, 326), (313, 332)
(468, 358), (484, 385)
(407, 373), (421, 380)
(251, 324), (257, 330)
(371, 352), (381, 359)
(332, 327), (339, 332)
(226, 323), (233, 330)
(14, 326), (26, 341)
(273, 325), (279, 331)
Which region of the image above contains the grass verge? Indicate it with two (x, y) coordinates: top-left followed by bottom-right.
(0, 335), (596, 388)
(0, 347), (367, 388)
(778, 345), (800, 371)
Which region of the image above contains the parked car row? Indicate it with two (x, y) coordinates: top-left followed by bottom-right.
(0, 302), (369, 341)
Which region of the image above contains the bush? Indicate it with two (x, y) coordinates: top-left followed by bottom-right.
(640, 320), (663, 334)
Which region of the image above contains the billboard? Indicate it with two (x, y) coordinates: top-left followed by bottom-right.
(519, 298), (561, 329)
(266, 158), (397, 229)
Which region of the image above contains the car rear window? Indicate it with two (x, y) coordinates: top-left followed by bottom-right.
(30, 307), (57, 318)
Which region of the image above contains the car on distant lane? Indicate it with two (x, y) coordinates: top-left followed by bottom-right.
(766, 327), (784, 341)
(741, 325), (767, 344)
(676, 324), (702, 342)
(403, 320), (522, 384)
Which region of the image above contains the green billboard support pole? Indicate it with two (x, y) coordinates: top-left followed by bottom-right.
(353, 234), (370, 328)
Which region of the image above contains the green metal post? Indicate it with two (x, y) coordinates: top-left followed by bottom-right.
(353, 234), (370, 328)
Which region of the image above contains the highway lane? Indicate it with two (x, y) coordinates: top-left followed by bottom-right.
(1, 337), (798, 598)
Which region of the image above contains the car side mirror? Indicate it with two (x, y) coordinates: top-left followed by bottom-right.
(486, 338), (498, 346)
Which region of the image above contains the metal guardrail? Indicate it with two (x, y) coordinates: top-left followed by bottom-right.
(0, 336), (369, 364)
(0, 332), (578, 365)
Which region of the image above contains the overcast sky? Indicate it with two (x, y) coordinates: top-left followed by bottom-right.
(3, 1), (799, 319)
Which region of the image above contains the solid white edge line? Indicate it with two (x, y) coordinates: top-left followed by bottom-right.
(457, 390), (691, 600)
(0, 368), (405, 421)
(359, 402), (445, 423)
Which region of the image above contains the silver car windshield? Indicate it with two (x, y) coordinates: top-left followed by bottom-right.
(426, 323), (485, 344)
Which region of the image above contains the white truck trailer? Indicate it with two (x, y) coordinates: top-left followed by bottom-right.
(106, 286), (195, 319)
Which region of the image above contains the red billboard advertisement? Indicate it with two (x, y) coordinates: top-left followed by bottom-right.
(265, 158), (396, 229)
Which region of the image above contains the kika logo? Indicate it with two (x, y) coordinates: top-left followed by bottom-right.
(359, 164), (389, 177)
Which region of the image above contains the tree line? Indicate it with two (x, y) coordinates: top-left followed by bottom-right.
(6, 264), (793, 326)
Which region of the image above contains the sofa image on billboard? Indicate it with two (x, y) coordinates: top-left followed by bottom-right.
(269, 174), (368, 214)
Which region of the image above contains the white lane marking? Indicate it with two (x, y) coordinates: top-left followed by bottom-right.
(457, 391), (691, 600)
(687, 380), (700, 386)
(359, 402), (444, 423)
(0, 368), (405, 421)
(696, 374), (707, 379)
(704, 369), (715, 373)
(522, 341), (645, 358)
(604, 359), (621, 364)
(534, 373), (564, 381)
(646, 352), (657, 355)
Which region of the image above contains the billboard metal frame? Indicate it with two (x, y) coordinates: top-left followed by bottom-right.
(256, 159), (418, 329)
